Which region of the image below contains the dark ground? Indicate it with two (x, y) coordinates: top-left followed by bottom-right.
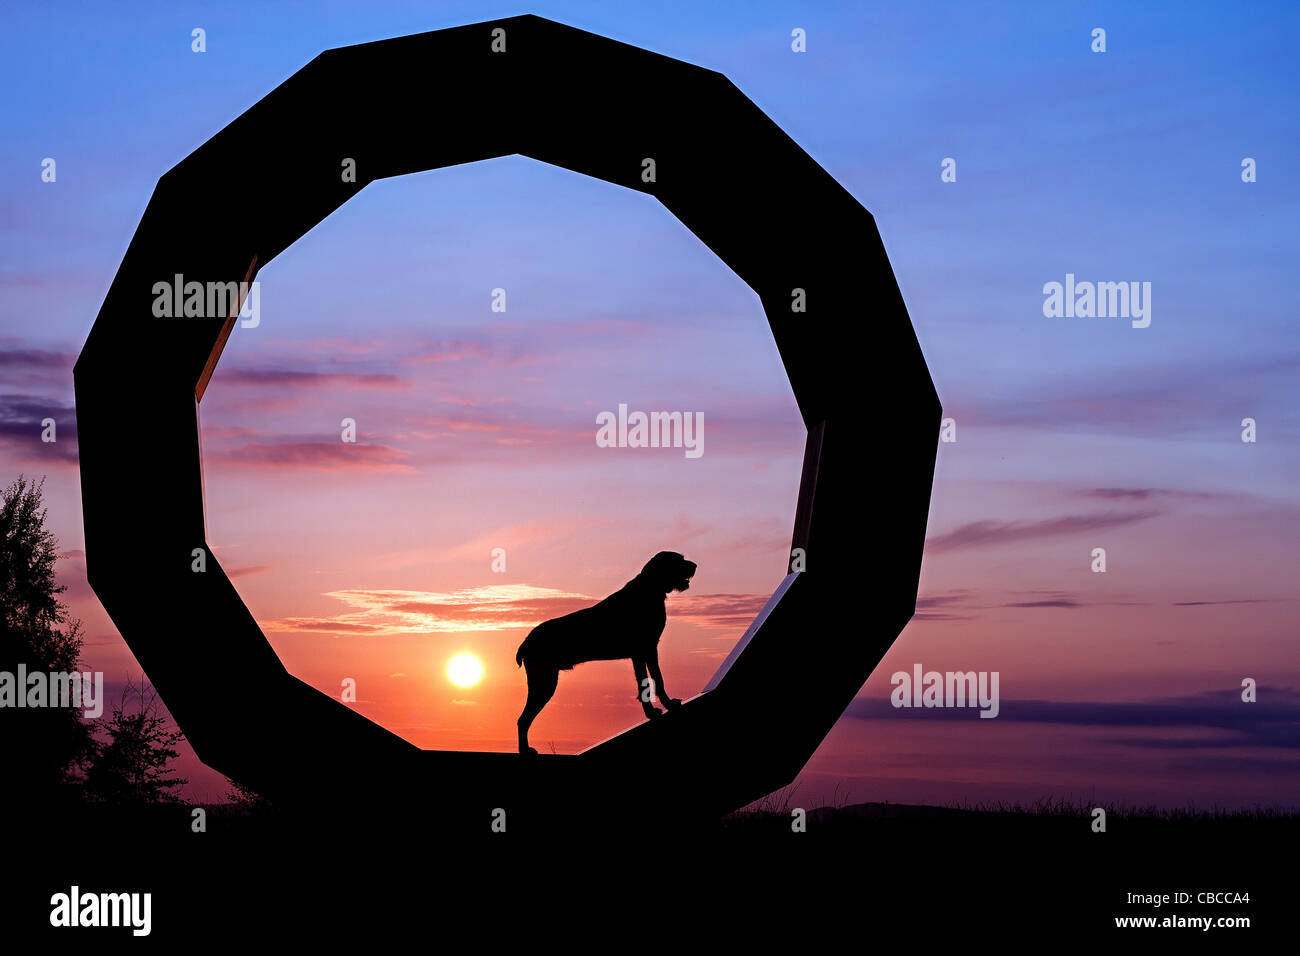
(4, 797), (1286, 943)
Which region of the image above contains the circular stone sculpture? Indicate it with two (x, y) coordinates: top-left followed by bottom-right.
(74, 15), (941, 828)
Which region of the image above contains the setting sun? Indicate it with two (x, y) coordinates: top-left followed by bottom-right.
(446, 653), (484, 688)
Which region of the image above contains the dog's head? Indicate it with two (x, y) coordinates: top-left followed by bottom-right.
(641, 551), (697, 593)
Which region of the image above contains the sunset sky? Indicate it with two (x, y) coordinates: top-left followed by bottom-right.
(2, 1), (1297, 808)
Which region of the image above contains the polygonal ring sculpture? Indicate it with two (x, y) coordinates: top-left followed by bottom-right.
(74, 15), (941, 827)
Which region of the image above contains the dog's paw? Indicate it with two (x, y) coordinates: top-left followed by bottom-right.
(663, 698), (682, 712)
(519, 745), (539, 757)
(642, 707), (661, 721)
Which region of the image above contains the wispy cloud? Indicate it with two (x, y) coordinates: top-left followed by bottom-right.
(0, 394), (78, 463)
(258, 585), (772, 637)
(953, 354), (1300, 437)
(216, 368), (409, 390)
(0, 344), (72, 374)
(913, 589), (978, 621)
(670, 593), (771, 629)
(925, 510), (1159, 554)
(1171, 599), (1270, 607)
(908, 588), (1280, 618)
(399, 341), (495, 365)
(400, 412), (579, 445)
(260, 584), (595, 636)
(1002, 599), (1081, 608)
(846, 688), (1300, 750)
(227, 564), (272, 579)
(211, 441), (414, 472)
(910, 587), (1149, 620)
(1076, 487), (1225, 502)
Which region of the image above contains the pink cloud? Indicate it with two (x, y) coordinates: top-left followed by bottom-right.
(260, 584), (595, 636)
(400, 341), (495, 364)
(670, 592), (771, 629)
(926, 510), (1160, 554)
(212, 441), (415, 472)
(227, 564), (272, 579)
(217, 368), (409, 390)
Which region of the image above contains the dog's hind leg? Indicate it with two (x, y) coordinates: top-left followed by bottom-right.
(517, 663), (559, 756)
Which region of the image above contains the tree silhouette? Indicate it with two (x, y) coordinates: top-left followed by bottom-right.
(0, 475), (93, 807)
(83, 680), (188, 805)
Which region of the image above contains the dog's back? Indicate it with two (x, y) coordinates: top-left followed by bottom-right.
(515, 578), (662, 670)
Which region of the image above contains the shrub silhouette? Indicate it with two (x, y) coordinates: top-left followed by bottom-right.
(83, 681), (188, 805)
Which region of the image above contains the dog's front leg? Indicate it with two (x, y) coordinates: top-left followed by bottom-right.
(647, 649), (681, 713)
(632, 657), (660, 720)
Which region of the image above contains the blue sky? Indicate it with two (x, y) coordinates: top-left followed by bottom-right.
(5, 0), (1297, 449)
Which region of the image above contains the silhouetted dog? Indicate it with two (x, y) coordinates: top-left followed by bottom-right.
(515, 551), (697, 755)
